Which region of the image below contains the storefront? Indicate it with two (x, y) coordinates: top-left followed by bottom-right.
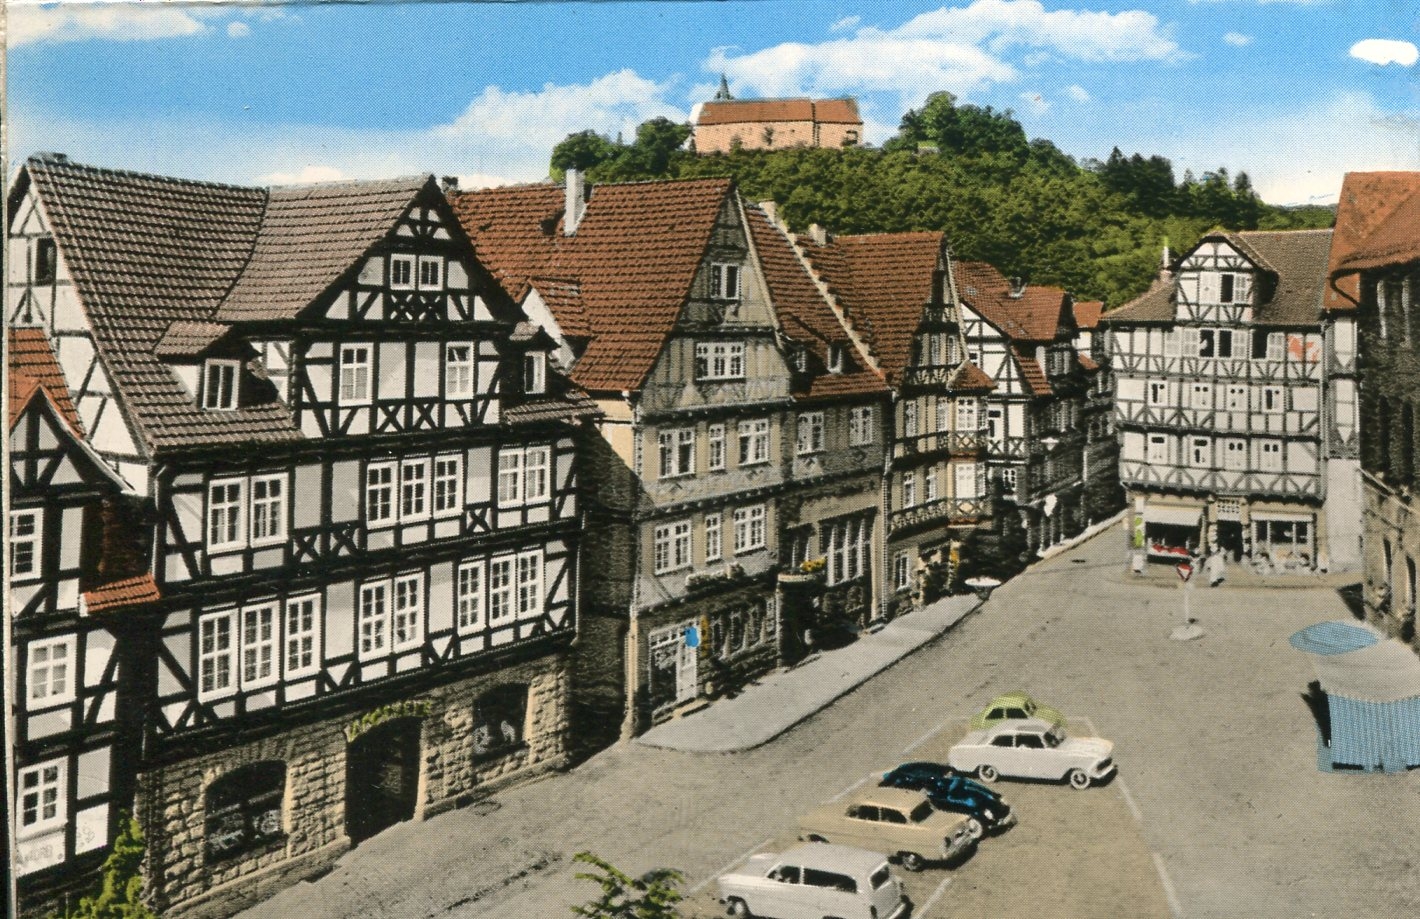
(1140, 504), (1203, 561)
(1252, 511), (1316, 570)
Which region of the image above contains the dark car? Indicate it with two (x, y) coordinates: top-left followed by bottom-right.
(880, 762), (1016, 839)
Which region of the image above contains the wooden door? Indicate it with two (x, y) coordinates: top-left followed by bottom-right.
(345, 717), (421, 844)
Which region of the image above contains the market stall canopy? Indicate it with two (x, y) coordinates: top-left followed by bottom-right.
(1290, 621), (1420, 703)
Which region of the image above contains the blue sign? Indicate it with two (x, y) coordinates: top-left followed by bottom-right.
(683, 626), (700, 648)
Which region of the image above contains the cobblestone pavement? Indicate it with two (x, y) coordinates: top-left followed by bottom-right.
(238, 530), (1420, 919)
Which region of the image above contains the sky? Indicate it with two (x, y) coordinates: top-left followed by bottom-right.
(6, 0), (1420, 204)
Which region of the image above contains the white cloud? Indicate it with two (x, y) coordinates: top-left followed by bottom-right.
(1223, 32), (1253, 47)
(1350, 39), (1420, 68)
(227, 21), (251, 39)
(830, 15), (861, 34)
(1066, 84), (1091, 103)
(707, 1), (1182, 112)
(8, 4), (209, 47)
(1019, 91), (1050, 115)
(258, 164), (346, 186)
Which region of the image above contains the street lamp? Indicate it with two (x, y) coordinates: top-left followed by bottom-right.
(965, 576), (1002, 601)
(1040, 436), (1059, 451)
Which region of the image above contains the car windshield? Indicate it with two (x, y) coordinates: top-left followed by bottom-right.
(870, 866), (892, 889)
(909, 801), (934, 823)
(1044, 727), (1064, 747)
(1022, 699), (1037, 714)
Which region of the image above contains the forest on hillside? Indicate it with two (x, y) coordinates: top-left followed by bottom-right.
(550, 92), (1334, 308)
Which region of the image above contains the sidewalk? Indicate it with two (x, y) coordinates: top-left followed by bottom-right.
(637, 593), (982, 753)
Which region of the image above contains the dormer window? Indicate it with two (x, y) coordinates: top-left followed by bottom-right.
(695, 342), (745, 380)
(792, 347), (809, 373)
(202, 359), (240, 411)
(34, 238), (57, 285)
(710, 263), (741, 300)
(523, 352), (546, 395)
(828, 343), (846, 374)
(1219, 272), (1250, 305)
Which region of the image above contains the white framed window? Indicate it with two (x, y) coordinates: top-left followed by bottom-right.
(955, 461), (981, 499)
(525, 446), (550, 503)
(956, 400), (978, 431)
(849, 405), (875, 446)
(517, 550), (543, 619)
(659, 428), (696, 479)
(1189, 437), (1211, 468)
(18, 760), (64, 837)
(1261, 386), (1285, 414)
(340, 345), (372, 404)
(927, 334), (943, 366)
(1266, 332), (1285, 362)
(733, 505), (767, 554)
(392, 574), (423, 651)
(9, 510), (41, 580)
(498, 450), (523, 505)
(1190, 383), (1212, 410)
(1220, 272), (1250, 304)
(796, 412), (825, 455)
(1147, 381), (1168, 406)
(998, 467), (1018, 496)
(710, 263), (741, 300)
(250, 474), (287, 546)
(457, 561), (484, 633)
(705, 513), (723, 562)
(358, 582), (389, 659)
(434, 454), (463, 514)
(925, 466), (939, 502)
(489, 557), (515, 626)
(893, 552), (910, 591)
(694, 341), (746, 380)
(417, 255), (443, 290)
(207, 479), (246, 551)
(1258, 439), (1284, 472)
(1223, 438), (1247, 471)
(828, 343), (846, 374)
(26, 635), (76, 708)
(240, 604), (278, 689)
(903, 401), (919, 438)
(1163, 329), (1180, 357)
(708, 424), (727, 470)
(202, 359), (240, 411)
(400, 458), (430, 520)
(284, 595), (320, 679)
(389, 254), (415, 289)
(987, 407), (1003, 443)
(654, 520), (693, 573)
(824, 517), (869, 586)
(496, 447), (552, 506)
(935, 399), (950, 436)
(445, 344), (475, 399)
(523, 352), (547, 394)
(902, 470), (918, 508)
(198, 611), (237, 699)
(1147, 434), (1170, 464)
(738, 418), (770, 466)
(1181, 328), (1200, 357)
(366, 462), (395, 525)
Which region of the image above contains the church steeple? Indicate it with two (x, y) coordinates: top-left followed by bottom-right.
(714, 74), (733, 101)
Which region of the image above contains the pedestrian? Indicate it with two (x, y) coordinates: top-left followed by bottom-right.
(1206, 548), (1227, 587)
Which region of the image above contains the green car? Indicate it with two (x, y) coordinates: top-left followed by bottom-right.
(969, 692), (1066, 731)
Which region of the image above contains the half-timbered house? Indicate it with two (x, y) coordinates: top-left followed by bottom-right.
(7, 154), (592, 918)
(798, 230), (994, 612)
(1327, 172), (1420, 648)
(7, 329), (155, 917)
(1103, 229), (1360, 571)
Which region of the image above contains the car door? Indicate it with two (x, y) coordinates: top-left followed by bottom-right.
(762, 863), (804, 919)
(841, 804), (879, 851)
(1014, 732), (1051, 778)
(877, 804), (913, 851)
(990, 733), (1022, 776)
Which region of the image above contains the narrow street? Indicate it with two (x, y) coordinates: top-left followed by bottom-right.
(239, 529), (1420, 919)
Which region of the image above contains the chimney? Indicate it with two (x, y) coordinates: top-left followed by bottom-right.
(808, 223), (829, 247)
(759, 200), (784, 229)
(1160, 240), (1174, 281)
(565, 168), (587, 236)
(440, 175), (460, 194)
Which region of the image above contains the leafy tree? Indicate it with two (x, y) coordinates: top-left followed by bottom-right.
(550, 130), (619, 180)
(57, 814), (159, 919)
(570, 851), (684, 919)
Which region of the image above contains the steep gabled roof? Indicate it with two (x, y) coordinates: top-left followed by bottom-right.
(217, 175), (433, 321)
(1328, 173), (1420, 303)
(153, 320), (234, 359)
(453, 176), (735, 393)
(9, 328), (82, 431)
(955, 261), (1071, 342)
(745, 206), (886, 401)
(1011, 345), (1053, 397)
(695, 98), (861, 126)
(947, 359), (995, 393)
(800, 231), (945, 385)
(528, 277), (590, 338)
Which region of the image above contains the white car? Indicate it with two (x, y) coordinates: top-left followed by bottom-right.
(947, 718), (1115, 789)
(717, 842), (910, 919)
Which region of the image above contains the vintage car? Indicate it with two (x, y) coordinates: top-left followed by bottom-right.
(798, 786), (975, 871)
(948, 718), (1115, 789)
(969, 691), (1066, 730)
(717, 842), (910, 919)
(880, 761), (1016, 838)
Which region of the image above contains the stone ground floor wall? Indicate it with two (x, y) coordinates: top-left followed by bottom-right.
(1362, 481), (1420, 651)
(135, 653), (570, 919)
(886, 529), (961, 616)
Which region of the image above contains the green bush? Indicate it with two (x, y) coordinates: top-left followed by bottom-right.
(570, 851), (684, 918)
(56, 814), (158, 919)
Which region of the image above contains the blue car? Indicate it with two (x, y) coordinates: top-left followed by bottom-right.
(880, 762), (1016, 839)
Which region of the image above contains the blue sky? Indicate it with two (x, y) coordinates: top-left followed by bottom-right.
(7, 0), (1419, 203)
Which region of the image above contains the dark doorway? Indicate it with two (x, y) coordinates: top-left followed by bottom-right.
(345, 717), (421, 844)
(1216, 521), (1244, 561)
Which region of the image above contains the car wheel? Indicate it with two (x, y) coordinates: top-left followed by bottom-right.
(978, 764), (999, 783)
(806, 834), (828, 843)
(1068, 768), (1091, 790)
(964, 817), (985, 840)
(899, 851), (926, 872)
(726, 896), (752, 918)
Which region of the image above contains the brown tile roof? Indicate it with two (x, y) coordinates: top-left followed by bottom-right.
(529, 277), (590, 338)
(1329, 173), (1420, 293)
(83, 573), (161, 613)
(1011, 345), (1053, 396)
(947, 359), (996, 393)
(1073, 300), (1104, 330)
(153, 320), (233, 359)
(9, 328), (82, 431)
(501, 390), (602, 426)
(217, 176), (432, 321)
(454, 177), (736, 393)
(955, 261), (1069, 341)
(1077, 353), (1100, 372)
(1100, 274), (1174, 323)
(696, 98), (861, 126)
(745, 206), (886, 401)
(800, 231), (945, 385)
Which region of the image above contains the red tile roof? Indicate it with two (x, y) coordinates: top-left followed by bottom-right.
(1329, 172), (1420, 295)
(83, 573), (161, 613)
(800, 231), (946, 385)
(696, 98), (861, 126)
(1011, 345), (1053, 397)
(529, 277), (590, 338)
(1077, 353), (1100, 372)
(1072, 300), (1104, 330)
(453, 177), (736, 393)
(955, 261), (1070, 342)
(9, 328), (82, 432)
(947, 359), (996, 393)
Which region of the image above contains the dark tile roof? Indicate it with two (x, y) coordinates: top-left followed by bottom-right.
(955, 261), (1069, 342)
(9, 328), (82, 431)
(501, 390), (602, 426)
(83, 573), (161, 613)
(1330, 172), (1420, 287)
(1100, 274), (1174, 323)
(217, 176), (432, 321)
(745, 205), (887, 401)
(453, 177), (736, 394)
(153, 320), (233, 359)
(696, 98), (861, 126)
(800, 231), (945, 385)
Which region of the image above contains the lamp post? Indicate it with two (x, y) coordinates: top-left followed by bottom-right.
(965, 576), (1002, 602)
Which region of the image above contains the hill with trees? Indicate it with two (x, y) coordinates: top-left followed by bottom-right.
(550, 92), (1333, 307)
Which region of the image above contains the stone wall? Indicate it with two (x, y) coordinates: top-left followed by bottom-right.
(136, 653), (570, 919)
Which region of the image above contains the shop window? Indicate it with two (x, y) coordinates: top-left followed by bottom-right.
(205, 762), (285, 861)
(473, 684), (528, 758)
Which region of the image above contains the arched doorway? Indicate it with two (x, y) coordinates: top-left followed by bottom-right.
(345, 717), (421, 844)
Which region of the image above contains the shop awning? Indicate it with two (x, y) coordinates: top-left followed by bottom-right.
(1253, 510), (1315, 523)
(1142, 505), (1203, 527)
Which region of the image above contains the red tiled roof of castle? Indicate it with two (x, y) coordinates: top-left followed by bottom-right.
(696, 98), (861, 126)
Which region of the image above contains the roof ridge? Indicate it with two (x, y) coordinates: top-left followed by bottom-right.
(27, 154), (261, 194)
(267, 173), (431, 191)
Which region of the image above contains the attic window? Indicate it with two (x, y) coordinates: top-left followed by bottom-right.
(1219, 272), (1250, 305)
(34, 238), (57, 285)
(390, 255), (415, 289)
(828, 343), (846, 374)
(793, 347), (809, 373)
(202, 360), (240, 411)
(710, 263), (741, 300)
(523, 353), (546, 395)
